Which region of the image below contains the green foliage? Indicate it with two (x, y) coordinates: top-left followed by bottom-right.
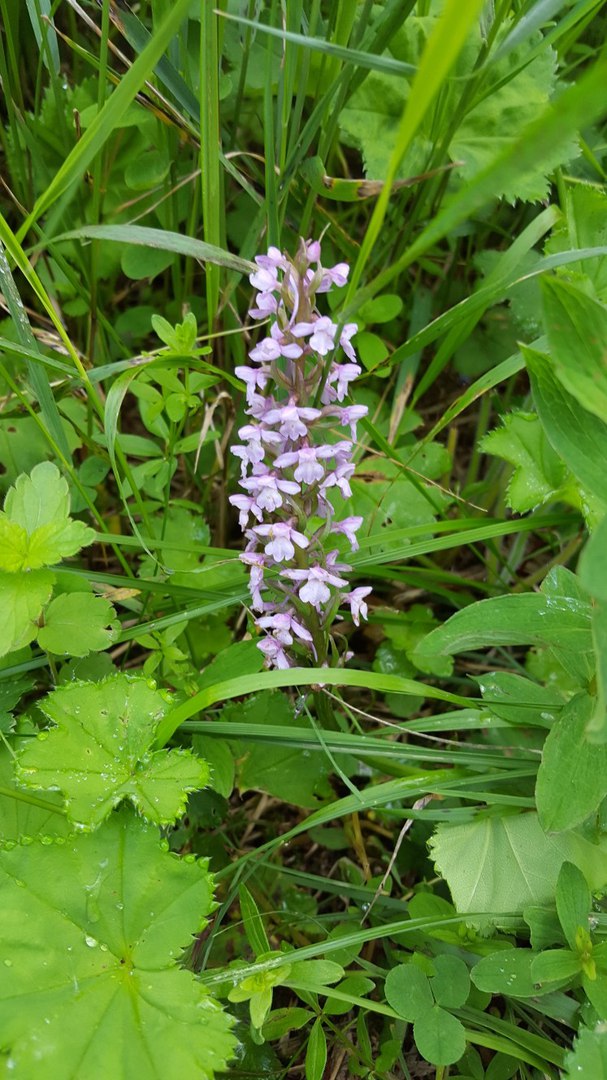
(0, 812), (236, 1078)
(3, 0), (607, 1074)
(429, 812), (607, 915)
(385, 956), (469, 1065)
(17, 675), (209, 829)
(481, 411), (567, 513)
(339, 3), (576, 201)
(0, 463), (117, 658)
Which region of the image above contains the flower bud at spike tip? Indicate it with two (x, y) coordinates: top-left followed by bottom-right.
(232, 238), (371, 668)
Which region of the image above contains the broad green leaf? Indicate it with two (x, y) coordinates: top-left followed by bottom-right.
(5, 461), (70, 530)
(481, 411), (566, 513)
(579, 515), (607, 603)
(37, 592), (119, 656)
(584, 976), (607, 1021)
(0, 742), (69, 846)
(414, 567), (593, 683)
(324, 976), (376, 1016)
(285, 960), (344, 992)
(430, 811), (607, 915)
(556, 863), (591, 951)
(524, 345), (607, 507)
(542, 277), (607, 422)
(565, 1025), (607, 1078)
(0, 812), (236, 1078)
(413, 1005), (466, 1067)
(305, 1019), (327, 1080)
(536, 694), (607, 832)
(476, 672), (563, 728)
(262, 1007), (314, 1041)
(545, 183), (607, 300)
(221, 692), (333, 808)
(0, 569), (55, 657)
(530, 949), (582, 985)
(471, 950), (538, 998)
(588, 599), (607, 742)
(17, 676), (209, 829)
(524, 905), (564, 952)
(384, 963), (433, 1021)
(430, 955), (470, 1008)
(0, 462), (94, 570)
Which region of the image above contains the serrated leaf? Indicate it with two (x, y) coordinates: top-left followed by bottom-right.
(385, 963), (433, 1021)
(536, 694), (607, 833)
(481, 411), (566, 513)
(0, 812), (236, 1078)
(0, 462), (94, 570)
(430, 811), (607, 915)
(413, 1005), (466, 1067)
(37, 592), (118, 656)
(5, 461), (70, 529)
(17, 675), (209, 828)
(339, 10), (575, 202)
(0, 569), (55, 657)
(0, 741), (70, 846)
(565, 1024), (607, 1078)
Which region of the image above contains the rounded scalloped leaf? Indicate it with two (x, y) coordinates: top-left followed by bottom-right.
(16, 674), (209, 829)
(0, 812), (236, 1078)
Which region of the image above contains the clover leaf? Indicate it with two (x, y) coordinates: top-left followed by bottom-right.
(16, 675), (209, 829)
(385, 957), (470, 1066)
(0, 811), (236, 1078)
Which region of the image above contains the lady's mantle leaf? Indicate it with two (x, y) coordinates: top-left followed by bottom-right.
(0, 812), (236, 1078)
(16, 675), (209, 829)
(37, 592), (119, 656)
(0, 741), (70, 847)
(0, 461), (94, 571)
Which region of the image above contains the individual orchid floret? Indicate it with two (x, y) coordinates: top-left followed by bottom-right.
(339, 323), (358, 361)
(345, 586), (373, 627)
(228, 494), (263, 529)
(257, 611), (313, 645)
(241, 472), (300, 513)
(251, 522), (309, 562)
(333, 404), (369, 439)
(257, 636), (290, 669)
(292, 315), (337, 356)
(317, 262), (350, 292)
(264, 403), (322, 441)
(282, 564), (349, 610)
(333, 516), (363, 551)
